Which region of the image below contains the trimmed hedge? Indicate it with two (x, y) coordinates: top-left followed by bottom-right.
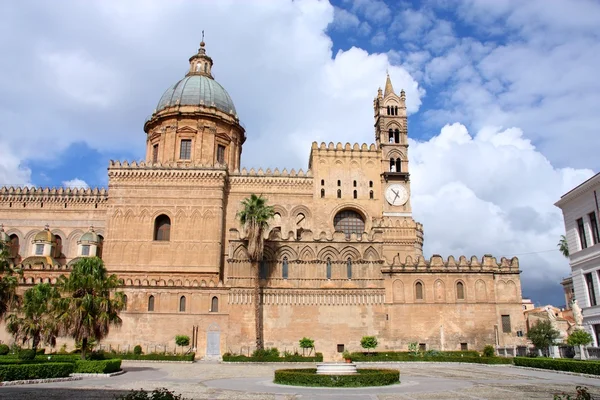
(108, 352), (195, 362)
(514, 357), (600, 375)
(0, 362), (74, 381)
(274, 368), (399, 387)
(223, 353), (323, 363)
(37, 354), (81, 363)
(349, 352), (512, 364)
(74, 359), (122, 374)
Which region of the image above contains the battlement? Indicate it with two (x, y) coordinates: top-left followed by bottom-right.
(0, 186), (108, 204)
(311, 142), (378, 153)
(382, 254), (520, 272)
(231, 167), (312, 177)
(108, 160), (228, 169)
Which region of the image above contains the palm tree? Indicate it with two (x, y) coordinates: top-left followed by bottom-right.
(237, 194), (275, 351)
(558, 235), (569, 258)
(6, 283), (60, 352)
(0, 240), (21, 319)
(55, 257), (124, 359)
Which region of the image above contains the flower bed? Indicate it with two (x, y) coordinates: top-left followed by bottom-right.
(274, 368), (399, 387)
(514, 357), (600, 375)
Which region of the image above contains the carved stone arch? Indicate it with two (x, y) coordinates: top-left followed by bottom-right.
(366, 160), (375, 168)
(262, 245), (276, 262)
(233, 244), (249, 260)
(134, 279), (141, 286)
(363, 246), (379, 261)
(192, 280), (199, 287)
(208, 280), (216, 287)
(23, 229), (41, 256)
(350, 160), (360, 169)
(50, 228), (67, 257)
(340, 246), (361, 261)
(455, 279), (466, 300)
(506, 280), (518, 301)
(5, 228), (24, 242)
(276, 245), (297, 261)
(393, 279), (404, 303)
(385, 120), (402, 130)
(475, 279), (487, 302)
(386, 149), (406, 160)
(299, 246), (316, 261)
(290, 205), (312, 230)
(329, 203), (371, 233)
(67, 229), (84, 256)
(271, 205), (288, 218)
(168, 279), (174, 286)
(138, 208), (151, 225)
(434, 279), (445, 302)
(414, 279), (425, 301)
(496, 280), (507, 301)
(151, 209), (172, 221)
(190, 209), (202, 229)
(126, 279), (133, 286)
(317, 246), (340, 261)
(142, 279), (149, 286)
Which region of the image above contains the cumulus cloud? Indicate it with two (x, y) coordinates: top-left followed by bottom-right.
(410, 123), (594, 301)
(62, 178), (89, 189)
(0, 144), (31, 187)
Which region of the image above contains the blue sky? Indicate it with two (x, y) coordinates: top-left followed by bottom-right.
(1, 0), (599, 306)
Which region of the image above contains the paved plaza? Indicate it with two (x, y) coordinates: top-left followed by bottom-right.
(1, 361), (599, 400)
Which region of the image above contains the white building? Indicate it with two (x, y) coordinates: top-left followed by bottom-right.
(555, 172), (600, 344)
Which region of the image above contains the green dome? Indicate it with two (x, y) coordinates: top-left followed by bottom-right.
(156, 75), (237, 115)
(80, 231), (99, 243)
(34, 229), (54, 243)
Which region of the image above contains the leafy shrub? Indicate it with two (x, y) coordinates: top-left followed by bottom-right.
(116, 387), (187, 400)
(36, 348), (46, 355)
(175, 335), (190, 348)
(554, 386), (592, 400)
(223, 352), (323, 363)
(483, 345), (496, 357)
(108, 352), (195, 362)
(133, 345), (143, 355)
(74, 359), (121, 374)
(514, 357), (600, 375)
(252, 347), (280, 359)
(349, 352), (512, 364)
(37, 354), (80, 363)
(360, 336), (378, 353)
(567, 330), (594, 346)
(18, 349), (36, 361)
(408, 342), (419, 356)
(0, 344), (9, 355)
(274, 368), (399, 387)
(86, 350), (107, 361)
(0, 362), (74, 381)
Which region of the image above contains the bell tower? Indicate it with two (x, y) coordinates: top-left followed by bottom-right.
(373, 75), (422, 261)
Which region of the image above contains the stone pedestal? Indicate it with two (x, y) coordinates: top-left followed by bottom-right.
(316, 362), (358, 375)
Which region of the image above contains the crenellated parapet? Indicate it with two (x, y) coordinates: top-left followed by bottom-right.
(0, 186), (108, 205)
(108, 160), (227, 184)
(229, 167), (313, 191)
(311, 142), (378, 152)
(381, 254), (520, 273)
(229, 227), (384, 244)
(232, 167), (312, 177)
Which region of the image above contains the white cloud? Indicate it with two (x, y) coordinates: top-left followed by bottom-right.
(410, 123), (594, 292)
(348, 0), (392, 24)
(370, 30), (387, 47)
(62, 178), (89, 189)
(331, 6), (360, 31)
(0, 143), (31, 187)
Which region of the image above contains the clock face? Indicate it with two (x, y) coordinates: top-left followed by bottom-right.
(385, 184), (408, 206)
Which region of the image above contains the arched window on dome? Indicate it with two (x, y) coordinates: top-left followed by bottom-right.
(154, 215), (171, 241)
(334, 210), (365, 239)
(282, 257), (289, 279)
(179, 296), (186, 312)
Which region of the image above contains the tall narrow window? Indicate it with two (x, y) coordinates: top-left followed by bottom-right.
(326, 258), (332, 280)
(501, 315), (511, 333)
(123, 295), (128, 311)
(390, 158), (395, 172)
(148, 295), (155, 312)
(217, 144), (226, 164)
(590, 212), (600, 245)
(154, 215), (171, 241)
(353, 180), (357, 187)
(586, 272), (597, 306)
(152, 144), (159, 163)
(321, 189), (325, 198)
(394, 106), (398, 115)
(97, 235), (104, 259)
(179, 139), (192, 160)
(82, 245), (90, 256)
(578, 218), (588, 249)
(259, 257), (267, 280)
(179, 296), (186, 312)
(211, 296), (219, 312)
(389, 129), (394, 143)
(282, 257), (289, 279)
(53, 235), (62, 258)
(456, 282), (465, 300)
(35, 244), (44, 255)
(415, 282), (423, 300)
(394, 129), (400, 143)
(346, 258), (352, 279)
(337, 189), (341, 198)
(9, 234), (19, 259)
(369, 181), (373, 188)
(396, 158), (401, 172)
(321, 179), (325, 186)
(387, 106), (390, 115)
(337, 180), (341, 186)
(353, 190), (357, 199)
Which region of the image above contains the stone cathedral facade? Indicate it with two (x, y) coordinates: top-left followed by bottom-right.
(0, 42), (526, 359)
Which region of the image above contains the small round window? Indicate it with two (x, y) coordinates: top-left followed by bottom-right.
(334, 210), (365, 238)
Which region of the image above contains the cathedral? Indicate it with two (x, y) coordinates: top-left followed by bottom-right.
(0, 42), (526, 359)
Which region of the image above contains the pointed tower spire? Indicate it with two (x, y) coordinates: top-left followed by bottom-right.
(384, 73), (395, 97)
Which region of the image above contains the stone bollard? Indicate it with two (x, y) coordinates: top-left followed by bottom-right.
(550, 345), (560, 359)
(579, 345), (588, 360)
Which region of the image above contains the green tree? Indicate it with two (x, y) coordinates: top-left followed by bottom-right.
(237, 194), (275, 351)
(558, 235), (569, 258)
(5, 283), (60, 352)
(527, 320), (561, 355)
(175, 335), (190, 353)
(54, 257), (124, 359)
(360, 336), (378, 354)
(0, 239), (21, 319)
(299, 337), (314, 356)
(567, 329), (593, 346)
